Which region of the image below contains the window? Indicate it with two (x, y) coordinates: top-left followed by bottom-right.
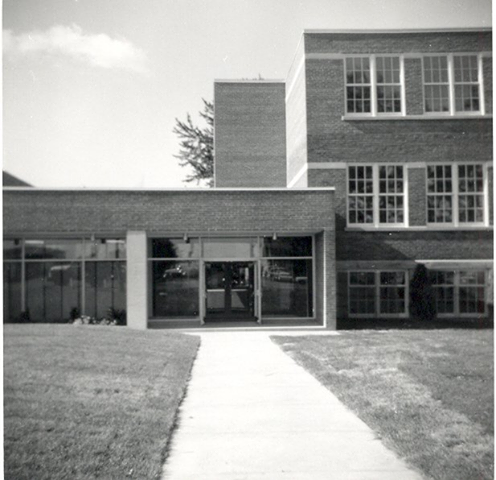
(3, 237), (126, 323)
(432, 270), (487, 316)
(459, 271), (485, 314)
(349, 272), (375, 315)
(348, 165), (405, 226)
(423, 54), (482, 115)
(348, 271), (407, 317)
(431, 271), (455, 314)
(427, 164), (486, 225)
(346, 56), (403, 116)
(379, 272), (406, 314)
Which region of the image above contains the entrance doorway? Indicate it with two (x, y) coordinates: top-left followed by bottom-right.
(205, 262), (256, 321)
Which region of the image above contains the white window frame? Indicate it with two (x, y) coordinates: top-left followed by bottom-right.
(432, 269), (488, 317)
(347, 164), (408, 228)
(348, 270), (409, 318)
(344, 54), (405, 117)
(422, 53), (485, 116)
(426, 162), (488, 227)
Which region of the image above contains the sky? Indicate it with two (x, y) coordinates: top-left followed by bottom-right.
(2, 0), (492, 188)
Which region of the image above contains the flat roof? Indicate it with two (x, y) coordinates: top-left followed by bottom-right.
(303, 27), (492, 34)
(3, 186), (335, 192)
(214, 79), (285, 84)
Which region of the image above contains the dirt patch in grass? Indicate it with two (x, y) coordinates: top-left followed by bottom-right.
(272, 329), (493, 480)
(4, 324), (200, 480)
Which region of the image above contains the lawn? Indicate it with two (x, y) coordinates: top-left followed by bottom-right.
(4, 324), (200, 480)
(272, 329), (493, 480)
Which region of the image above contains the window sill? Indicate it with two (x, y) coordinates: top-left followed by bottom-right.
(344, 225), (493, 232)
(342, 114), (492, 121)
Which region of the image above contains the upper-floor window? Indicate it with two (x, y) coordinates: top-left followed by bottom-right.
(423, 54), (482, 115)
(427, 164), (486, 225)
(345, 56), (403, 116)
(348, 165), (405, 227)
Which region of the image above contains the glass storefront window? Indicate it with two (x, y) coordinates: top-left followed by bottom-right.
(24, 239), (85, 260)
(150, 238), (199, 259)
(25, 262), (81, 322)
(85, 239), (126, 260)
(203, 238), (258, 258)
(152, 261), (199, 317)
(262, 236), (312, 257)
(85, 262), (126, 318)
(3, 240), (22, 260)
(261, 259), (313, 317)
(3, 263), (22, 321)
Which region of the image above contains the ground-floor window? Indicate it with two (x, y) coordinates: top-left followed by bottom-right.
(348, 270), (407, 317)
(261, 259), (313, 317)
(348, 268), (489, 318)
(152, 261), (200, 317)
(3, 238), (126, 323)
(148, 236), (314, 320)
(3, 262), (22, 322)
(432, 270), (487, 316)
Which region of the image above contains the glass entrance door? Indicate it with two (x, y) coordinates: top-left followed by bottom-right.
(205, 262), (255, 320)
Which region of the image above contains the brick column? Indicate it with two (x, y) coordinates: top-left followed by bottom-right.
(126, 231), (148, 330)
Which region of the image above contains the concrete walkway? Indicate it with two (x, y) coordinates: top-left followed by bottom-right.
(162, 332), (424, 480)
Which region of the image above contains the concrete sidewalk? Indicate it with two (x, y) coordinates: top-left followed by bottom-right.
(161, 332), (424, 480)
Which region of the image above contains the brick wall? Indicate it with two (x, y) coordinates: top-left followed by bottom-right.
(3, 189), (334, 235)
(336, 230), (493, 261)
(214, 82), (287, 187)
(304, 31), (492, 55)
(408, 168), (426, 226)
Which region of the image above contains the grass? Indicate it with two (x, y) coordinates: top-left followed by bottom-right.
(4, 324), (200, 480)
(272, 329), (493, 480)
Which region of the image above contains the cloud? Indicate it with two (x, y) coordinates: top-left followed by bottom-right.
(3, 24), (147, 73)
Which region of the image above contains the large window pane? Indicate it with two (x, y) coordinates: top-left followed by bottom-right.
(24, 239), (85, 260)
(3, 240), (22, 260)
(85, 239), (126, 259)
(85, 262), (126, 318)
(26, 262), (81, 322)
(152, 261), (199, 317)
(3, 263), (22, 322)
(261, 260), (313, 317)
(150, 238), (199, 258)
(203, 238), (258, 258)
(262, 236), (312, 257)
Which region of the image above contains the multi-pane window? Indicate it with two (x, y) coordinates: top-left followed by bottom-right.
(427, 164), (485, 225)
(345, 57), (371, 114)
(376, 56), (402, 113)
(379, 272), (406, 314)
(423, 54), (482, 114)
(345, 56), (402, 115)
(427, 165), (453, 223)
(379, 166), (404, 223)
(423, 56), (450, 113)
(459, 271), (485, 314)
(431, 271), (455, 314)
(348, 166), (374, 224)
(432, 270), (487, 316)
(349, 272), (376, 315)
(458, 164), (484, 223)
(348, 165), (405, 226)
(454, 55), (480, 112)
(348, 271), (407, 317)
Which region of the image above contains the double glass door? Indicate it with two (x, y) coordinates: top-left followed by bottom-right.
(205, 262), (255, 320)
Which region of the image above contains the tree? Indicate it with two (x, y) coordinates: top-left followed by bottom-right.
(410, 264), (437, 321)
(173, 99), (214, 186)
